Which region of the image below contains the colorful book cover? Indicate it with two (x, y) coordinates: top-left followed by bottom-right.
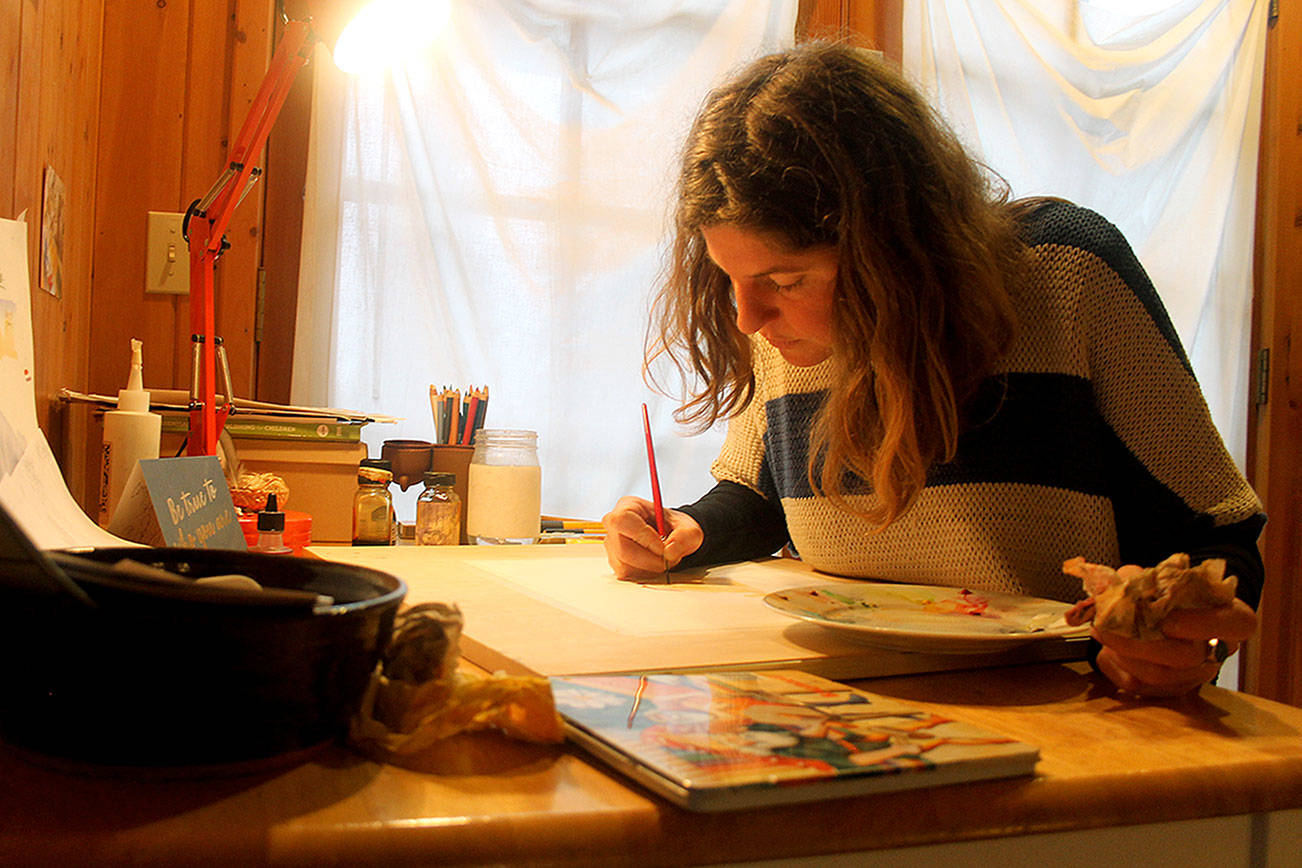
(551, 669), (1038, 811)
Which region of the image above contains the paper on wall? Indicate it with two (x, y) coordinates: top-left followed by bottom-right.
(0, 217), (126, 549)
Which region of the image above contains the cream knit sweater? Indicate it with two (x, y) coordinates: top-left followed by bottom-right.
(678, 201), (1264, 605)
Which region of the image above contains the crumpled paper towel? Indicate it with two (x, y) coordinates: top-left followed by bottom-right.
(350, 602), (564, 762)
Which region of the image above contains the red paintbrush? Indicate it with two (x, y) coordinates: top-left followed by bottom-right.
(641, 403), (667, 538)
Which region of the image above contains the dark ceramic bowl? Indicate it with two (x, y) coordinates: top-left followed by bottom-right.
(0, 547), (405, 768)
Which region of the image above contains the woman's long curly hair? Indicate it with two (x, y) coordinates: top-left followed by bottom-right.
(651, 42), (1027, 526)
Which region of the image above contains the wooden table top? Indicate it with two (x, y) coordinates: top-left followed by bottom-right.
(4, 545), (1301, 866)
(3, 658), (1301, 866)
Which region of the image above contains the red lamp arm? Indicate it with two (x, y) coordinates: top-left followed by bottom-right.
(185, 18), (314, 456)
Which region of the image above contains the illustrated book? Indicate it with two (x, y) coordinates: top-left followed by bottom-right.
(551, 669), (1038, 811)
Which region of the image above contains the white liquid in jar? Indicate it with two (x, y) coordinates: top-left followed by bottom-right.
(466, 463), (541, 542)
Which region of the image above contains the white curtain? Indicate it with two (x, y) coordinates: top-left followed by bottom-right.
(294, 0), (797, 520)
(904, 0), (1267, 465)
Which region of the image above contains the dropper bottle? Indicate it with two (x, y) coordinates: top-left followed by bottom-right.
(251, 492), (293, 554)
(98, 338), (162, 525)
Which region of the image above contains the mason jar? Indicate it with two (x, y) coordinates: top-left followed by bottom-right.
(415, 471), (461, 546)
(465, 429), (540, 544)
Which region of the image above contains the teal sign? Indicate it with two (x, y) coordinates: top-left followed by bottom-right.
(136, 456), (246, 549)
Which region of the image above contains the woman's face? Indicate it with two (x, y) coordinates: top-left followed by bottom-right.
(701, 223), (838, 367)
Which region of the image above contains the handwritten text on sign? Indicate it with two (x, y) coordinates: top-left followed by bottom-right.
(138, 456), (246, 549)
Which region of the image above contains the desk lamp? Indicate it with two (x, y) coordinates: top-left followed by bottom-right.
(183, 0), (451, 455)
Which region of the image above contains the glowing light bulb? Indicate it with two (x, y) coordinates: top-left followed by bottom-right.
(332, 0), (451, 74)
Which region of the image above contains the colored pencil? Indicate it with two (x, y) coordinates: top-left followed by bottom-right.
(446, 390), (460, 446)
(434, 385), (445, 442)
(462, 389), (480, 445)
(540, 519), (605, 531)
(473, 386), (489, 440)
(439, 388), (451, 444)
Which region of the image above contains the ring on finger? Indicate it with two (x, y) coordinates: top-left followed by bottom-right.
(1205, 639), (1230, 664)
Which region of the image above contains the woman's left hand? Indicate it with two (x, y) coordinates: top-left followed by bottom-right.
(1092, 599), (1259, 697)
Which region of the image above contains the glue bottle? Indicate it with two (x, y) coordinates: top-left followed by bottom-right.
(99, 338), (162, 526)
(251, 493), (293, 554)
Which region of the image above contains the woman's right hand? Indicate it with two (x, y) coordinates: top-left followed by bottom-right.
(601, 496), (704, 580)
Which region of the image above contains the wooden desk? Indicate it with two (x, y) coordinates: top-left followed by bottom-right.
(3, 549), (1302, 866)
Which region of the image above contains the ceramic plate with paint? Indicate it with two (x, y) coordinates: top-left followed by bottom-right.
(763, 583), (1090, 654)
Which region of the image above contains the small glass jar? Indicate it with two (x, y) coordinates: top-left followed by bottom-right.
(466, 429), (540, 545)
(416, 471), (461, 545)
(352, 458), (395, 546)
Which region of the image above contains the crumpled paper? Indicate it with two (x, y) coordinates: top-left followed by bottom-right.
(1062, 553), (1238, 639)
(349, 602), (564, 761)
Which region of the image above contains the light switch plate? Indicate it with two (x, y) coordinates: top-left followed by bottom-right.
(145, 211), (189, 294)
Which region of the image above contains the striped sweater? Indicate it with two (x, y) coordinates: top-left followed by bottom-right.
(678, 201), (1265, 605)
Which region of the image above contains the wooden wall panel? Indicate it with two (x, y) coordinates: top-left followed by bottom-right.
(11, 0), (40, 232)
(33, 0), (102, 480)
(1246, 7), (1302, 707)
(0, 0), (21, 218)
(90, 0), (188, 397)
(3, 0), (101, 500)
(799, 0), (902, 60)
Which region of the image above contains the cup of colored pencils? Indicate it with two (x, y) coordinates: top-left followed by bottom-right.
(430, 385), (489, 445)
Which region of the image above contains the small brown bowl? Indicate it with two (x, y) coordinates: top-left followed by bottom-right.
(381, 439), (433, 491)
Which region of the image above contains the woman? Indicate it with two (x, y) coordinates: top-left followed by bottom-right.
(603, 43), (1263, 696)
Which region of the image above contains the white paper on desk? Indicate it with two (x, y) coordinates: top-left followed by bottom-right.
(463, 556), (814, 636)
(0, 217), (125, 549)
